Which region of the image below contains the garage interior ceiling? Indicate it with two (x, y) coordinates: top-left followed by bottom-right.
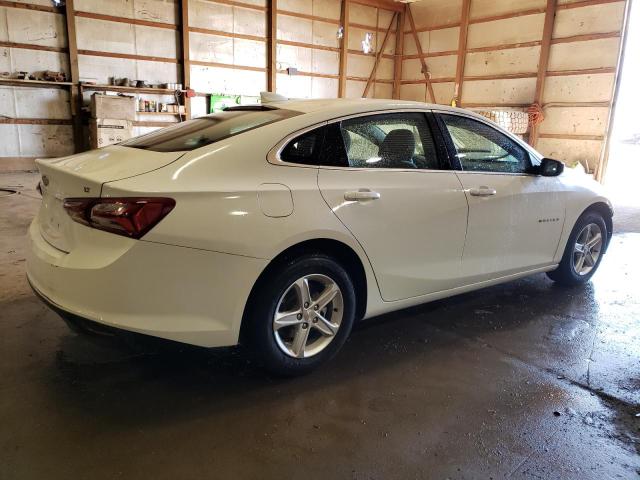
(0, 0), (629, 177)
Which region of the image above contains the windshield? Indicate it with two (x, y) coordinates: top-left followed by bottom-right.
(122, 108), (301, 152)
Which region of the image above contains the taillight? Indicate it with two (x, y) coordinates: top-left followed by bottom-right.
(63, 197), (175, 239)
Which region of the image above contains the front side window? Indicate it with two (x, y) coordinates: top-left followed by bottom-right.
(440, 114), (531, 174)
(122, 107), (300, 152)
(340, 113), (439, 169)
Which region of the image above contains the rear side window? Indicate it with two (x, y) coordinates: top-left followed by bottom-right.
(122, 108), (300, 152)
(280, 123), (348, 167)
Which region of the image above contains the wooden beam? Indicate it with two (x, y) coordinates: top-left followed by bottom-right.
(0, 41), (67, 54)
(363, 12), (396, 97)
(538, 133), (605, 141)
(77, 50), (179, 64)
(200, 0), (265, 11)
(551, 31), (621, 44)
(180, 0), (191, 119)
(267, 0), (277, 92)
(468, 7), (546, 25)
(0, 0), (60, 14)
(0, 79), (73, 89)
(190, 60), (265, 72)
(74, 11), (178, 29)
(556, 0), (624, 10)
(189, 27), (265, 43)
(453, 0), (471, 106)
(406, 4), (435, 103)
(392, 7), (405, 99)
(338, 0), (349, 98)
(529, 0), (557, 148)
(64, 0), (82, 153)
(0, 118), (72, 125)
(278, 9), (340, 25)
(349, 0), (404, 12)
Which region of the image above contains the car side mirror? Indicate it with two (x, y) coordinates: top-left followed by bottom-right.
(539, 158), (564, 177)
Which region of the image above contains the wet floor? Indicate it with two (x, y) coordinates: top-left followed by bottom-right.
(1, 172), (638, 479)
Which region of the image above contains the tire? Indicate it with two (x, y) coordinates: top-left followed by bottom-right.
(547, 210), (608, 286)
(243, 253), (356, 376)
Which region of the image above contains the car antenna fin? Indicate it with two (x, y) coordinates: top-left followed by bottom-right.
(260, 91), (288, 103)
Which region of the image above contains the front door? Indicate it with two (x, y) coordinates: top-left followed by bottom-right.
(437, 113), (565, 283)
(318, 112), (469, 301)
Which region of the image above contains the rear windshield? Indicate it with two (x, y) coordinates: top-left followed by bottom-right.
(122, 108), (300, 152)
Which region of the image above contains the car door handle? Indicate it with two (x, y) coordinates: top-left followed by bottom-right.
(468, 186), (497, 197)
(344, 189), (381, 201)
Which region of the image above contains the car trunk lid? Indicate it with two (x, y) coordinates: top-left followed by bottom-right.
(36, 146), (184, 252)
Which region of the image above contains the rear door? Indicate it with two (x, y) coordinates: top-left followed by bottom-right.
(315, 111), (469, 301)
(436, 112), (565, 282)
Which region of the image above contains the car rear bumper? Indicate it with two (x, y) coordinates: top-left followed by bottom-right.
(26, 215), (268, 348)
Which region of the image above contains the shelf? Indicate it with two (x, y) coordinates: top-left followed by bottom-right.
(80, 84), (186, 95)
(0, 78), (73, 89)
(136, 111), (186, 116)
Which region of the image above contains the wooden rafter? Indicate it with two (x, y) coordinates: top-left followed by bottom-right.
(267, 0), (277, 92)
(180, 0), (191, 119)
(363, 12), (396, 97)
(392, 7), (405, 99)
(453, 0), (471, 106)
(529, 0), (558, 147)
(338, 0), (350, 98)
(63, 0), (82, 153)
(406, 4), (435, 103)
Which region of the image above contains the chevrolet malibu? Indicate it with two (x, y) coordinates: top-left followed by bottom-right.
(27, 99), (613, 375)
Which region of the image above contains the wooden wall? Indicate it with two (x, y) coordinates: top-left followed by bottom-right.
(399, 0), (629, 175)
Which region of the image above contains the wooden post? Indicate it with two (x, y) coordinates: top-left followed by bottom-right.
(529, 0), (557, 147)
(338, 0), (349, 98)
(392, 6), (405, 99)
(363, 12), (396, 97)
(180, 0), (191, 119)
(64, 0), (82, 152)
(406, 4), (435, 103)
(267, 0), (277, 92)
(453, 0), (471, 106)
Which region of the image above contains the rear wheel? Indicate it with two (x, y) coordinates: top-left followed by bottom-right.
(243, 254), (356, 376)
(547, 211), (607, 286)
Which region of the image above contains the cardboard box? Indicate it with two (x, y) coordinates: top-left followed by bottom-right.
(89, 118), (133, 149)
(90, 94), (136, 120)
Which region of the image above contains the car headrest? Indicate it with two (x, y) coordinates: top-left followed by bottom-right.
(378, 129), (416, 168)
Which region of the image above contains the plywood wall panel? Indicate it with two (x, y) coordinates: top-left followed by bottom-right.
(313, 0), (341, 20)
(134, 25), (179, 59)
(311, 49), (339, 75)
(349, 4), (378, 27)
(403, 26), (459, 56)
(190, 32), (234, 64)
(399, 83), (426, 102)
(539, 107), (609, 136)
(0, 124), (74, 157)
(553, 3), (626, 38)
(4, 8), (67, 49)
(234, 7), (266, 36)
(277, 14), (312, 43)
(189, 0), (234, 32)
(76, 18), (136, 54)
(311, 76), (338, 97)
(276, 43), (312, 71)
(1, 48), (69, 76)
(234, 38), (267, 68)
(191, 64), (265, 94)
(409, 0), (463, 30)
(469, 0), (545, 20)
(465, 46), (540, 77)
(313, 20), (340, 48)
(433, 82), (455, 104)
(345, 79), (366, 98)
(347, 53), (374, 78)
(462, 77), (536, 104)
(542, 73), (615, 103)
(276, 72), (312, 97)
(467, 14), (545, 49)
(536, 137), (602, 170)
(374, 82), (392, 99)
(548, 38), (620, 71)
(279, 0), (312, 15)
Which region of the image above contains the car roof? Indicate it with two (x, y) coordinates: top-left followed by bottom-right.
(266, 98), (462, 115)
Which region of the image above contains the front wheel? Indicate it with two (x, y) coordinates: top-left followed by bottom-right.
(547, 211), (607, 286)
(243, 253), (356, 376)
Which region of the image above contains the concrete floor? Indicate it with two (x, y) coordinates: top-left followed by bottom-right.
(1, 171), (639, 480)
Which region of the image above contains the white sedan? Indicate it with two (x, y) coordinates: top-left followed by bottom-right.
(27, 99), (613, 375)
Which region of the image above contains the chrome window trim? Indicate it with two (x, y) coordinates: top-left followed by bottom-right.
(267, 107), (545, 177)
(267, 109), (442, 171)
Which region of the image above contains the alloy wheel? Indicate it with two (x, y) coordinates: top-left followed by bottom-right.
(573, 223), (603, 276)
(272, 274), (344, 358)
